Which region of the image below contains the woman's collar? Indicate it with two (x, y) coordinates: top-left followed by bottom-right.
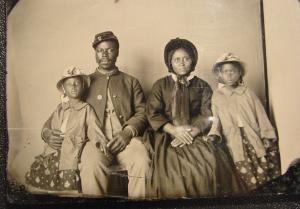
(170, 72), (195, 83)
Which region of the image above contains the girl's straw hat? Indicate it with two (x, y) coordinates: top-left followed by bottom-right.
(56, 67), (90, 92)
(215, 52), (241, 64)
(212, 53), (245, 75)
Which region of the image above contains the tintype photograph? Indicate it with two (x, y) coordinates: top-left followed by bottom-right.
(5, 0), (300, 205)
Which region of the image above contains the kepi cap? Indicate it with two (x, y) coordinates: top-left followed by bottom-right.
(92, 31), (119, 49)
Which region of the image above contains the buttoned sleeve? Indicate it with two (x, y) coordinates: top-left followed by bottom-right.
(146, 80), (171, 131)
(122, 78), (148, 136)
(190, 82), (213, 134)
(86, 105), (109, 146)
(250, 91), (277, 139)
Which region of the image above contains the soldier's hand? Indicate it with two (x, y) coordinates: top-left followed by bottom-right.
(107, 130), (132, 154)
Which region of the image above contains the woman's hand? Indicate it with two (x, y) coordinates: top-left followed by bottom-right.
(170, 126), (201, 147)
(163, 123), (193, 147)
(171, 138), (185, 147)
(188, 126), (201, 138)
(172, 126), (193, 145)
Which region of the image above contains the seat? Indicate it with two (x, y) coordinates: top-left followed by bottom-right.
(107, 164), (128, 197)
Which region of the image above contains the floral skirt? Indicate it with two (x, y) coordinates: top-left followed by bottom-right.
(235, 130), (281, 190)
(25, 151), (81, 192)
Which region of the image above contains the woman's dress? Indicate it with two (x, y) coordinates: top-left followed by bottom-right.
(144, 75), (246, 198)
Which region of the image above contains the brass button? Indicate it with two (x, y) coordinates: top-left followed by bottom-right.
(106, 76), (110, 80)
(97, 95), (103, 100)
(119, 115), (123, 118)
(112, 94), (117, 98)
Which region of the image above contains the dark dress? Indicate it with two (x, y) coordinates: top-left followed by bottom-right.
(144, 75), (247, 198)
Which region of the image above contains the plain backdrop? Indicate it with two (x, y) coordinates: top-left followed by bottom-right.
(7, 0), (267, 185)
(264, 0), (300, 173)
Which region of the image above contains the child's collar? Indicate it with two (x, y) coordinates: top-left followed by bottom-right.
(62, 100), (88, 110)
(218, 83), (247, 96)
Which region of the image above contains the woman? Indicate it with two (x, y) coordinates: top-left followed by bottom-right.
(144, 38), (246, 198)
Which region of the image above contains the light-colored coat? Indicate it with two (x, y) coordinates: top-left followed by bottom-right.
(43, 101), (107, 170)
(208, 85), (276, 162)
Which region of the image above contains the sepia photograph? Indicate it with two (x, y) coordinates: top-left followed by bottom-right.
(5, 0), (300, 206)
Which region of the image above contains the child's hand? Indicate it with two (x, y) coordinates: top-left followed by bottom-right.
(206, 135), (222, 144)
(262, 138), (270, 148)
(96, 142), (114, 162)
(42, 128), (64, 150)
(263, 138), (277, 150)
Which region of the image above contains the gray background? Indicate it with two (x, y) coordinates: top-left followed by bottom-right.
(2, 0), (300, 208)
(7, 0), (267, 186)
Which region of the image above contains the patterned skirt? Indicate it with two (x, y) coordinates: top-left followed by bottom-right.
(25, 151), (81, 192)
(235, 129), (281, 190)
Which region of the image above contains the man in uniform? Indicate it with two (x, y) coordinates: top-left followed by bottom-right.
(81, 31), (150, 198)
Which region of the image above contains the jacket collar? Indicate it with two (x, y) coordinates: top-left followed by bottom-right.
(95, 67), (119, 76)
(218, 83), (247, 96)
(62, 101), (88, 111)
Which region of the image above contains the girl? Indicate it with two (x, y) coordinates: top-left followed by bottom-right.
(144, 39), (246, 198)
(208, 53), (281, 190)
(25, 67), (111, 193)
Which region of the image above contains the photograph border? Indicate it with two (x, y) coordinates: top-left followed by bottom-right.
(2, 0), (300, 208)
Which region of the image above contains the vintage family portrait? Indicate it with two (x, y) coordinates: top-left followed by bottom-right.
(6, 0), (298, 203)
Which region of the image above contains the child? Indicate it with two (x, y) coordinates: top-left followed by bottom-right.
(208, 53), (281, 190)
(25, 67), (111, 193)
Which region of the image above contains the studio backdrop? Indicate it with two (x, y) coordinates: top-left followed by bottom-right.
(7, 0), (267, 185)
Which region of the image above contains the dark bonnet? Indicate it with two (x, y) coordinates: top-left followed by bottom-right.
(164, 38), (198, 73)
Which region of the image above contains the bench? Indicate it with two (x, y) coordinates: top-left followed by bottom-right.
(107, 164), (128, 197)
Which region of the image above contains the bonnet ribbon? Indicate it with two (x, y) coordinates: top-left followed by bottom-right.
(171, 73), (194, 126)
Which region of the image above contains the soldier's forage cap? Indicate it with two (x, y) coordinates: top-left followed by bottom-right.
(92, 31), (119, 49)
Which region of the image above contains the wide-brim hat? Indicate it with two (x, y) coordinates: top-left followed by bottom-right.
(164, 38), (198, 73)
(56, 67), (91, 93)
(92, 31), (119, 49)
(212, 52), (245, 75)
